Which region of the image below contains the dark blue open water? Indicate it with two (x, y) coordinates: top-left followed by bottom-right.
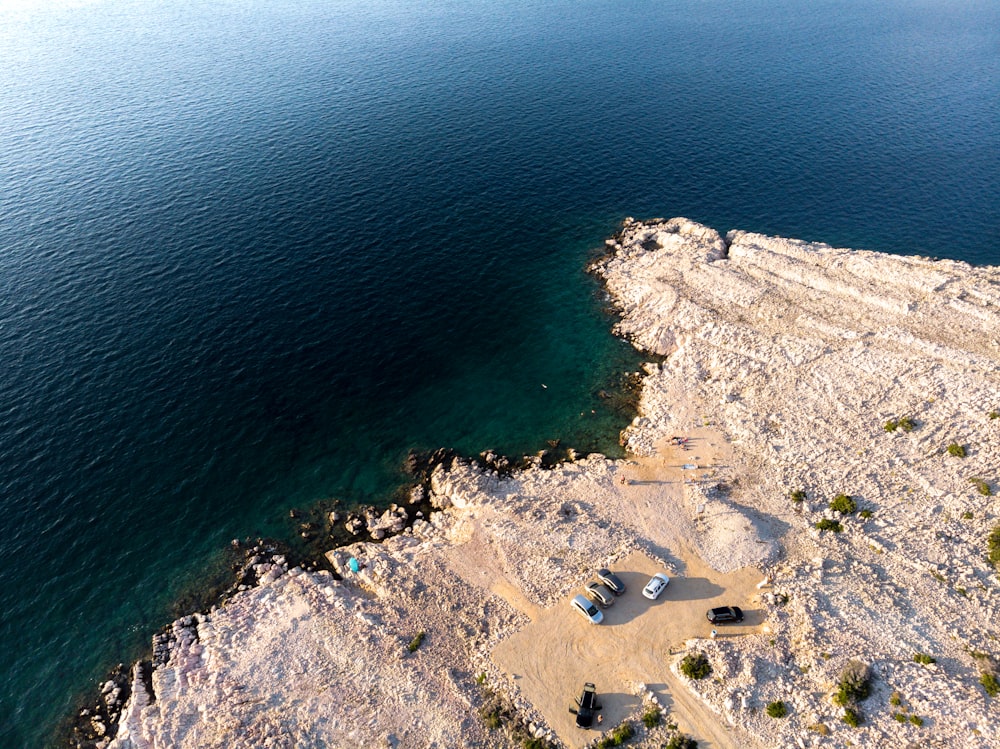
(1, 0), (997, 744)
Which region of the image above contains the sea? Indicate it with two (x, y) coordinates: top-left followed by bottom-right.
(1, 0), (997, 744)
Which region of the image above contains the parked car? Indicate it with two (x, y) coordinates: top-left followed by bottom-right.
(585, 582), (615, 608)
(642, 572), (670, 600)
(597, 568), (626, 596)
(570, 682), (602, 728)
(570, 594), (604, 624)
(706, 605), (744, 624)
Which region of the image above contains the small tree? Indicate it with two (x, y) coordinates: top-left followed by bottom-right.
(815, 518), (843, 533)
(834, 660), (871, 706)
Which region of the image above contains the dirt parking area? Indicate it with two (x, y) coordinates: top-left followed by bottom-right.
(485, 425), (765, 749)
(492, 549), (762, 749)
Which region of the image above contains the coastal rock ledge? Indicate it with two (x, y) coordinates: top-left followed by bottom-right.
(100, 219), (999, 749)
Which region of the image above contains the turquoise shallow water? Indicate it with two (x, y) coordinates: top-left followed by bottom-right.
(1, 0), (998, 745)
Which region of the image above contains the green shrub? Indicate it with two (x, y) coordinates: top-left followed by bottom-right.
(981, 672), (1000, 697)
(889, 691), (902, 706)
(913, 653), (936, 665)
(641, 706), (662, 728)
(595, 721), (635, 748)
(989, 410), (999, 420)
(898, 416), (915, 432)
(859, 509), (873, 519)
(476, 672), (487, 685)
(947, 443), (967, 457)
(790, 490), (806, 503)
(833, 660), (871, 706)
(664, 734), (698, 749)
(830, 494), (857, 514)
(989, 525), (1000, 568)
(815, 518), (843, 533)
(971, 478), (993, 496)
(884, 419), (898, 432)
(909, 714), (924, 727)
(407, 631), (426, 652)
(893, 711), (907, 723)
(765, 700), (788, 718)
(482, 706), (503, 730)
(842, 707), (862, 727)
(961, 511), (974, 520)
(679, 652), (711, 680)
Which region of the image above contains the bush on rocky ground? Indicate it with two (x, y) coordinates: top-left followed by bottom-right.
(884, 416), (916, 432)
(971, 478), (993, 496)
(765, 700), (787, 718)
(815, 518), (843, 533)
(981, 672), (999, 697)
(679, 652), (711, 680)
(407, 631), (425, 652)
(842, 707), (862, 727)
(641, 705), (661, 728)
(833, 660), (871, 706)
(829, 494), (857, 514)
(947, 443), (967, 457)
(664, 733), (698, 749)
(988, 525), (1000, 571)
(594, 721), (634, 748)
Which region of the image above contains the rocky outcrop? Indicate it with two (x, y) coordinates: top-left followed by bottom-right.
(101, 219), (1000, 748)
(593, 218), (1000, 747)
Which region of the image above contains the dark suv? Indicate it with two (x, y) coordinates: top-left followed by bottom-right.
(706, 606), (744, 624)
(570, 682), (602, 728)
(597, 568), (626, 596)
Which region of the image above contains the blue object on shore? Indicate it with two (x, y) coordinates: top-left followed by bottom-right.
(348, 557), (360, 573)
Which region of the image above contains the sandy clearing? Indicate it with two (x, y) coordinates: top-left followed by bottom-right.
(492, 550), (762, 748)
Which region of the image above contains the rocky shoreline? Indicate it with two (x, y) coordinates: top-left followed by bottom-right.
(70, 218), (1000, 748)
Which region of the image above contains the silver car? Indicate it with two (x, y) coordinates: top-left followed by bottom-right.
(585, 582), (615, 608)
(570, 594), (604, 624)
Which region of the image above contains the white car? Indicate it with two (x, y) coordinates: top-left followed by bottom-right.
(642, 572), (670, 600)
(570, 594), (604, 624)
